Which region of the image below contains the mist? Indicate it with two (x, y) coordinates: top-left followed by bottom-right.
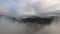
(0, 0), (60, 34)
(0, 15), (52, 34)
(0, 16), (60, 34)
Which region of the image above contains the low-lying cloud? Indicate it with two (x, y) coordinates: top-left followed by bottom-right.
(0, 0), (60, 34)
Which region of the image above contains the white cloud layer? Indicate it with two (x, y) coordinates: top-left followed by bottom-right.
(0, 0), (60, 17)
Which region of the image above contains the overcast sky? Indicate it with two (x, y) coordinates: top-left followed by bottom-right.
(0, 0), (60, 18)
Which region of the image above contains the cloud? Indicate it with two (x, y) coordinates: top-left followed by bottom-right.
(0, 0), (60, 34)
(15, 0), (60, 17)
(0, 0), (60, 17)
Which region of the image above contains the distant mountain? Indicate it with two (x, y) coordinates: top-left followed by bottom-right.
(22, 16), (54, 25)
(0, 15), (54, 25)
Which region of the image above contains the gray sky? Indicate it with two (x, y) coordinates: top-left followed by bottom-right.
(0, 0), (60, 18)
